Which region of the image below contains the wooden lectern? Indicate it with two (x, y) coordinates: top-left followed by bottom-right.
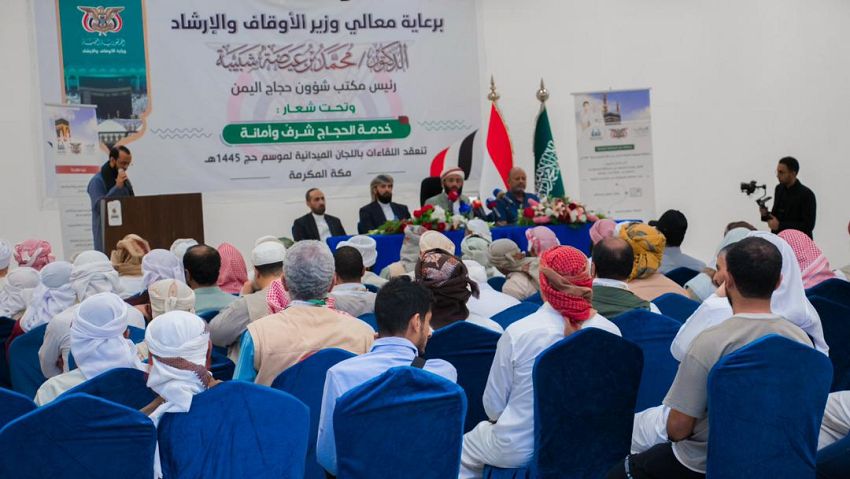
(100, 193), (204, 252)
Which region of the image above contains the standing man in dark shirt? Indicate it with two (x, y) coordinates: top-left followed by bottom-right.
(87, 146), (135, 252)
(761, 156), (816, 238)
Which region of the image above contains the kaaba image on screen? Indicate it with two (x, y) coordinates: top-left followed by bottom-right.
(78, 76), (133, 120)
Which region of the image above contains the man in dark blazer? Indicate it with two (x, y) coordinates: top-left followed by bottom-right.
(358, 174), (411, 233)
(292, 188), (347, 241)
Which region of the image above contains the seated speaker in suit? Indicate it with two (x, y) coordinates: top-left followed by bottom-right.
(358, 174), (411, 233)
(292, 188), (347, 242)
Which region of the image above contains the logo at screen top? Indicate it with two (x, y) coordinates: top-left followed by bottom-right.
(77, 6), (125, 36)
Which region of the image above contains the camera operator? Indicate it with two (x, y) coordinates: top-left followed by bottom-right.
(761, 156), (817, 238)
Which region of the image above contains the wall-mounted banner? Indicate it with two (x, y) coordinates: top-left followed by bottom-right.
(572, 89), (655, 220)
(34, 0), (481, 195)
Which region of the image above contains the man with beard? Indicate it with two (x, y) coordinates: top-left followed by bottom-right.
(87, 146), (135, 252)
(292, 188), (347, 241)
(357, 174), (411, 233)
(494, 167), (540, 225)
(425, 167), (485, 219)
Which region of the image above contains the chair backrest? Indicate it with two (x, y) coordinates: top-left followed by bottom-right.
(817, 430), (850, 479)
(0, 388), (36, 429)
(491, 302), (540, 330)
(158, 381), (309, 479)
(0, 393), (156, 478)
(425, 321), (501, 432)
(487, 276), (507, 292)
(63, 368), (156, 410)
(652, 292), (699, 323)
(420, 176), (443, 206)
(707, 335), (832, 479)
(209, 348), (235, 381)
(197, 309), (219, 322)
(271, 348), (356, 479)
(611, 309), (681, 411)
(806, 278), (850, 308)
(0, 316), (18, 388)
(532, 328), (643, 478)
(809, 296), (850, 391)
(8, 323), (48, 399)
(363, 283), (379, 293)
(525, 292), (543, 305)
(357, 312), (378, 331)
(664, 267), (700, 287)
(334, 366), (466, 478)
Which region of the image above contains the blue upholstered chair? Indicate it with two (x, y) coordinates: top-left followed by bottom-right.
(664, 267), (700, 287)
(817, 433), (850, 479)
(0, 388), (36, 429)
(706, 334), (832, 478)
(492, 302), (540, 330)
(806, 278), (850, 309)
(484, 328), (643, 478)
(425, 321), (500, 432)
(809, 296), (850, 391)
(364, 283), (379, 293)
(0, 393), (156, 478)
(652, 292), (699, 322)
(158, 381), (309, 479)
(334, 367), (466, 478)
(357, 312), (378, 331)
(271, 348), (356, 479)
(8, 323), (48, 399)
(210, 348), (235, 381)
(611, 309), (681, 411)
(63, 367), (156, 410)
(524, 292), (544, 306)
(487, 276), (507, 292)
(197, 309), (220, 322)
(0, 316), (18, 388)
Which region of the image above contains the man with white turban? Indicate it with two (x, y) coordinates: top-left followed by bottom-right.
(127, 249), (187, 313)
(0, 240), (12, 286)
(141, 310), (218, 478)
(20, 261), (76, 332)
(463, 260), (520, 319)
(336, 235), (386, 288)
(35, 292), (144, 405)
(0, 267), (41, 320)
(148, 279), (195, 319)
(40, 251), (145, 378)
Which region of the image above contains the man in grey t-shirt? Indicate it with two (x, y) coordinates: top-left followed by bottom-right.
(607, 237), (813, 479)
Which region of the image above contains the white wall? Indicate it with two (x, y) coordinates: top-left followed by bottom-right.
(3, 0), (849, 267)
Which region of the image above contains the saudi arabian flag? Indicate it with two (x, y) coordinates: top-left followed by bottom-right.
(534, 104), (565, 198)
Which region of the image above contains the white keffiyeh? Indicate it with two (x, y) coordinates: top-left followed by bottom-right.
(0, 267), (41, 318)
(70, 292), (143, 380)
(20, 261), (76, 332)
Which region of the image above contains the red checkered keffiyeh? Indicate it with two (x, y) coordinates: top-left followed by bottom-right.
(778, 229), (836, 289)
(538, 246), (595, 331)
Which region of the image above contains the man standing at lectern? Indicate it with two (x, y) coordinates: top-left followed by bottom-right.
(87, 146), (135, 252)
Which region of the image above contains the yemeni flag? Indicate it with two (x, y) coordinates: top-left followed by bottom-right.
(534, 103), (565, 197)
(429, 130), (480, 179)
(479, 103), (514, 195)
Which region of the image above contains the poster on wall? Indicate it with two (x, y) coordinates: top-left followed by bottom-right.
(572, 89), (655, 220)
(33, 0), (482, 196)
(42, 103), (101, 198)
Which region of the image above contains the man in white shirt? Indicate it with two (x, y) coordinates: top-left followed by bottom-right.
(317, 277), (457, 476)
(292, 188), (346, 241)
(460, 246), (620, 478)
(329, 246), (376, 317)
(463, 260), (520, 318)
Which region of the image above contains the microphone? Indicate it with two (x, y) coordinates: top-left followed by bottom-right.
(492, 188), (507, 200)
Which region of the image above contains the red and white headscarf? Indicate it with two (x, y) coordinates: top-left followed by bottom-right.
(216, 243), (248, 294)
(778, 229), (836, 289)
(525, 226), (560, 257)
(265, 279), (339, 314)
(539, 246), (595, 331)
(14, 239), (55, 271)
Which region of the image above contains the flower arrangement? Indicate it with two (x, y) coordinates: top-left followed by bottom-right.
(368, 204), (470, 235)
(518, 196), (603, 227)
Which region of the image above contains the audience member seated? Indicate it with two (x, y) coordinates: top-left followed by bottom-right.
(316, 277), (457, 476)
(525, 226), (560, 257)
(183, 244), (236, 314)
(488, 238), (539, 301)
(169, 238), (198, 263)
(778, 229), (837, 288)
(329, 247), (376, 317)
(415, 249), (502, 333)
(126, 249), (186, 308)
(13, 239), (55, 271)
(461, 219), (499, 277)
(494, 167), (540, 225)
(620, 223), (689, 301)
(652, 210), (705, 274)
(336, 235), (387, 288)
(592, 238), (660, 318)
(292, 188), (346, 241)
(0, 267), (40, 320)
(421, 230), (456, 254)
(210, 240), (285, 359)
(589, 219), (617, 254)
(215, 242), (248, 295)
(40, 251), (145, 378)
(35, 292), (144, 405)
(464, 260), (520, 319)
(381, 225), (424, 279)
(19, 261), (75, 333)
(110, 234), (150, 298)
(0, 240), (10, 285)
(610, 237), (813, 479)
(358, 174), (411, 233)
(243, 241), (374, 385)
(142, 310), (221, 479)
(684, 227), (751, 302)
(147, 279), (195, 319)
(425, 167), (482, 219)
(460, 246), (619, 478)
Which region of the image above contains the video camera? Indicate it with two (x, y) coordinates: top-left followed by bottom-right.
(740, 181), (772, 221)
